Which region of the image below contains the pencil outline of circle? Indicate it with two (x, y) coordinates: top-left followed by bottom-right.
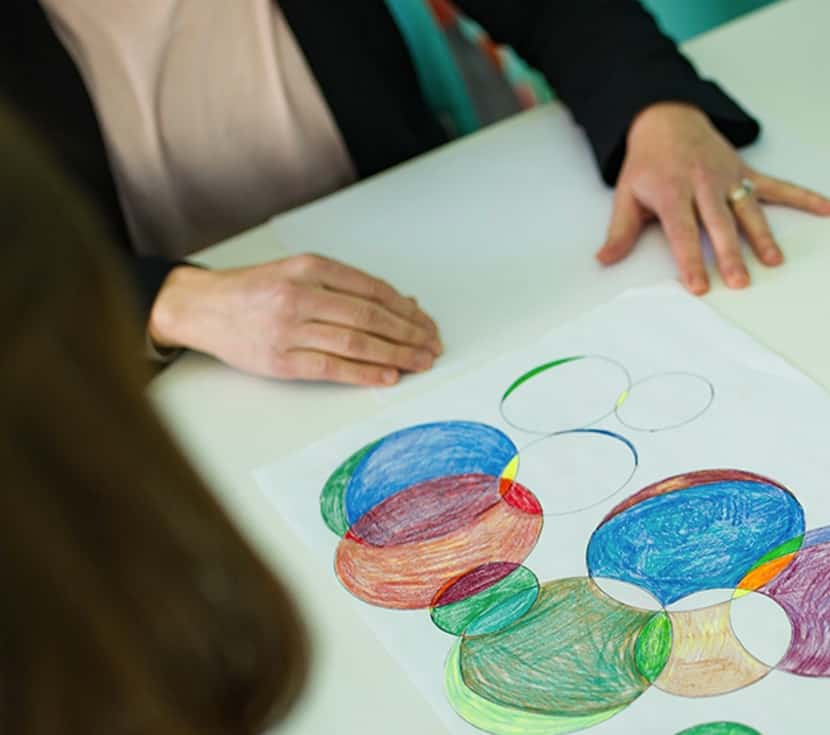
(614, 372), (715, 433)
(430, 563), (541, 637)
(513, 428), (639, 517)
(590, 576), (664, 613)
(755, 531), (830, 677)
(456, 577), (658, 717)
(653, 594), (786, 697)
(342, 420), (518, 526)
(728, 587), (793, 670)
(332, 480), (543, 609)
(499, 354), (633, 435)
(586, 475), (806, 607)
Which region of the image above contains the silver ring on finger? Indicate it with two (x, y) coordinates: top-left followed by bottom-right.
(727, 177), (755, 206)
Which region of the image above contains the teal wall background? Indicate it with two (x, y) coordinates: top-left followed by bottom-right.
(388, 0), (781, 136)
(641, 0), (779, 42)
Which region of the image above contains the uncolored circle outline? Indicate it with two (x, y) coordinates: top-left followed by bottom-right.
(514, 428), (639, 517)
(614, 371), (715, 433)
(727, 587), (793, 671)
(499, 355), (633, 435)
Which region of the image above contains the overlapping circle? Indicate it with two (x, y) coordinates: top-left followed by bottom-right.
(499, 355), (632, 434)
(320, 360), (829, 735)
(321, 422), (543, 610)
(444, 469), (830, 735)
(510, 428), (639, 516)
(500, 355), (715, 435)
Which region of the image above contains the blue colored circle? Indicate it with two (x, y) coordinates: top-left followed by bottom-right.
(586, 478), (805, 606)
(344, 421), (517, 525)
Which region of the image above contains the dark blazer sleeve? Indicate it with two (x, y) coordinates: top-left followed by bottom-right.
(453, 0), (760, 184)
(2, 1), (181, 316)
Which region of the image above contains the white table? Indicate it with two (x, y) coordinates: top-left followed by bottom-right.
(150, 1), (830, 732)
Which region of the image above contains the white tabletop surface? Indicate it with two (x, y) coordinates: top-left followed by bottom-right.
(150, 1), (830, 732)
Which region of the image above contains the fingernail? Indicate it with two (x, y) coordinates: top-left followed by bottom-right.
(728, 268), (750, 288)
(596, 244), (615, 265)
(686, 275), (708, 295)
(429, 338), (443, 355)
(414, 350), (433, 370)
(382, 369), (399, 385)
(764, 249), (783, 266)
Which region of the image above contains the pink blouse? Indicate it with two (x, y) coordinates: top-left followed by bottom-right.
(41, 0), (356, 258)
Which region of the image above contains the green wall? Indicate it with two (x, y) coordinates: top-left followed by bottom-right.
(640, 0), (779, 42)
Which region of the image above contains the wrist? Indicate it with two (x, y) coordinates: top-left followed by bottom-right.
(628, 101), (709, 144)
(147, 265), (217, 350)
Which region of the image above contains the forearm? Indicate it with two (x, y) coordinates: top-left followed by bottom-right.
(453, 0), (760, 183)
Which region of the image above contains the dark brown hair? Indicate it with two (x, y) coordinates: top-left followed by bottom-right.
(0, 104), (306, 734)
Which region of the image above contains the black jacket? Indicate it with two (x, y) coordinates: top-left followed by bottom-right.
(2, 0), (759, 313)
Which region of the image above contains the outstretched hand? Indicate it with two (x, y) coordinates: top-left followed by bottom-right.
(149, 254), (443, 386)
(597, 102), (830, 294)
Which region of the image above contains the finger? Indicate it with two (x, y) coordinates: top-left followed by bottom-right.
(294, 323), (435, 373)
(596, 190), (649, 265)
(654, 193), (709, 295)
(751, 173), (830, 215)
(278, 349), (400, 387)
(299, 288), (442, 354)
(290, 254), (441, 335)
(407, 297), (441, 337)
(695, 182), (749, 289)
(731, 195), (784, 267)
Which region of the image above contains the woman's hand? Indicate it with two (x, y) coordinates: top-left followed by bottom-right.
(148, 254), (442, 386)
(597, 102), (830, 294)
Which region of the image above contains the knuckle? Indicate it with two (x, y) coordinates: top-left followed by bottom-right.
(674, 250), (698, 270)
(667, 219), (697, 245)
(268, 281), (299, 316)
(691, 160), (719, 188)
(366, 278), (387, 301)
(719, 255), (744, 272)
(291, 253), (324, 275)
(396, 346), (419, 368)
(654, 182), (685, 212)
(310, 353), (334, 380)
(400, 322), (422, 345)
(357, 365), (382, 385)
(712, 219), (739, 243)
(402, 296), (419, 317)
(754, 231), (776, 249)
(355, 301), (380, 329)
(342, 330), (367, 356)
(266, 322), (291, 350)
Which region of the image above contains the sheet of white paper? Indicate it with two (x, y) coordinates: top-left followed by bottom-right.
(255, 283), (830, 735)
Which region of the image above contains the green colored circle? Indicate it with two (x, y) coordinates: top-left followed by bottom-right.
(635, 611), (672, 683)
(430, 565), (539, 636)
(319, 439), (379, 536)
(675, 724), (761, 735)
(445, 639), (624, 735)
(458, 578), (656, 717)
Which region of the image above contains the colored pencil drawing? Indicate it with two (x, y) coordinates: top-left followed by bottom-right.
(675, 725), (760, 735)
(499, 356), (715, 436)
(321, 421), (543, 610)
(319, 357), (829, 733)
